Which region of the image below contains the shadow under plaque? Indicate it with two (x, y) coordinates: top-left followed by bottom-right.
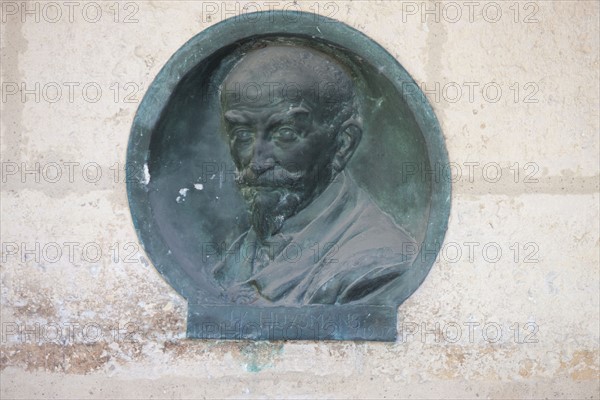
(127, 11), (451, 341)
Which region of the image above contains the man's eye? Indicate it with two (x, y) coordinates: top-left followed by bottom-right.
(273, 127), (299, 142)
(232, 128), (253, 142)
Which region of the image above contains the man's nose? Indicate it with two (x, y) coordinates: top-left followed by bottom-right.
(248, 136), (275, 176)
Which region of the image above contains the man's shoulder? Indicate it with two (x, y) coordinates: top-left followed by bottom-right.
(303, 181), (418, 305)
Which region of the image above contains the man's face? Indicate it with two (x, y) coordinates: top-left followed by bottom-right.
(223, 98), (338, 240)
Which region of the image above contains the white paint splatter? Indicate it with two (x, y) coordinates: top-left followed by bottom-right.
(142, 163), (151, 185)
(176, 188), (189, 203)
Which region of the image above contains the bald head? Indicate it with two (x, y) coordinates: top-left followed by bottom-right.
(220, 45), (357, 121)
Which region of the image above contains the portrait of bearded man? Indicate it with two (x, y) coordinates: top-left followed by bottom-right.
(211, 42), (417, 306)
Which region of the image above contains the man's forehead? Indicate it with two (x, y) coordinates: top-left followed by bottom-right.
(223, 102), (312, 122)
(222, 65), (319, 89)
(221, 72), (326, 109)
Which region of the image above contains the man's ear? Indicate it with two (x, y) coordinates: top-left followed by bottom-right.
(332, 119), (363, 172)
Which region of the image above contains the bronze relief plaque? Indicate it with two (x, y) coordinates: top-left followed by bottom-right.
(127, 11), (450, 341)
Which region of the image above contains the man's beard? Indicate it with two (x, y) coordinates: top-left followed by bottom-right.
(237, 165), (306, 242)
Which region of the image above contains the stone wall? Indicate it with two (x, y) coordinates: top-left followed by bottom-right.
(1, 1), (598, 398)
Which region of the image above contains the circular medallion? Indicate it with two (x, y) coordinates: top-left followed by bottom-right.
(127, 11), (450, 319)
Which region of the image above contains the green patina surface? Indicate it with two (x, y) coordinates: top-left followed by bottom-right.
(126, 10), (450, 340)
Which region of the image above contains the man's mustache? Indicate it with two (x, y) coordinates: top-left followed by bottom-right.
(236, 165), (305, 188)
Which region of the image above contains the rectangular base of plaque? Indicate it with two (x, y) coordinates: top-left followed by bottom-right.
(187, 304), (398, 341)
